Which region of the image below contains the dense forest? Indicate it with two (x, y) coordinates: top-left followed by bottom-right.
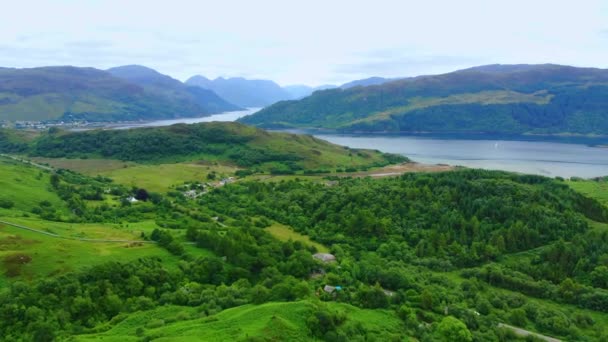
(1, 159), (608, 340)
(241, 64), (608, 135)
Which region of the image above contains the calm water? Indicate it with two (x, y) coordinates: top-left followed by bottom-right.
(110, 108), (261, 129)
(313, 134), (608, 179)
(103, 109), (607, 178)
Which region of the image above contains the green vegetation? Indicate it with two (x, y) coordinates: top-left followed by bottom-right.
(2, 136), (608, 340)
(0, 122), (404, 172)
(241, 64), (608, 135)
(71, 300), (406, 341)
(568, 177), (608, 207)
(266, 223), (330, 253)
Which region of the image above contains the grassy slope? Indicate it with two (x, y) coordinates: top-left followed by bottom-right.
(98, 163), (238, 193)
(0, 157), (211, 285)
(567, 179), (608, 207)
(266, 223), (329, 253)
(0, 158), (68, 213)
(241, 65), (608, 134)
(68, 300), (407, 341)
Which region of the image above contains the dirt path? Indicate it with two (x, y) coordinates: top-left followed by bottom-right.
(349, 162), (456, 178)
(0, 154), (54, 171)
(497, 323), (561, 342)
(0, 219), (158, 244)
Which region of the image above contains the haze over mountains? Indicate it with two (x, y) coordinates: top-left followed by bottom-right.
(0, 63), (400, 122)
(0, 65), (240, 122)
(241, 64), (608, 136)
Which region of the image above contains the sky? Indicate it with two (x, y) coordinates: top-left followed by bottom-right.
(1, 0), (607, 86)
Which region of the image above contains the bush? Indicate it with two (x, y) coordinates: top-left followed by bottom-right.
(0, 199), (14, 209)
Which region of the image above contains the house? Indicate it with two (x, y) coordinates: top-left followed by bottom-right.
(126, 196), (139, 203)
(323, 285), (342, 294)
(313, 253), (336, 263)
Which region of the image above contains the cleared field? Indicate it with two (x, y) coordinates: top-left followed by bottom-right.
(568, 179), (608, 207)
(70, 300), (407, 341)
(0, 217), (212, 285)
(30, 157), (136, 174)
(266, 223), (329, 253)
(0, 223), (169, 285)
(98, 162), (238, 193)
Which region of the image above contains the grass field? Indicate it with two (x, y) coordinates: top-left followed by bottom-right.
(0, 223), (167, 285)
(0, 216), (212, 285)
(0, 157), (68, 213)
(30, 157), (137, 174)
(69, 300), (407, 341)
(98, 162), (238, 193)
(266, 223), (329, 253)
(567, 179), (608, 207)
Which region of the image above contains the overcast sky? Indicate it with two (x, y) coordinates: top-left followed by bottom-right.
(1, 0), (607, 86)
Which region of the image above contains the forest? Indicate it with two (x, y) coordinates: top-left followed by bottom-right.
(1, 156), (607, 341)
(241, 65), (608, 135)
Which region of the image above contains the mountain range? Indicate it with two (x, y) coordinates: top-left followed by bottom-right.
(185, 76), (291, 107)
(184, 75), (395, 106)
(0, 63), (399, 122)
(0, 65), (241, 122)
(240, 64), (608, 135)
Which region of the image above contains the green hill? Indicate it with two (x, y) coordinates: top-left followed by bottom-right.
(0, 122), (404, 171)
(2, 153), (608, 340)
(240, 64), (608, 135)
(70, 300), (408, 341)
(0, 66), (238, 122)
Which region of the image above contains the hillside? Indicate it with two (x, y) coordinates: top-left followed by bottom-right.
(0, 122), (404, 171)
(107, 65), (241, 113)
(0, 66), (238, 122)
(186, 75), (291, 107)
(240, 64), (608, 135)
(71, 301), (408, 341)
(2, 159), (608, 340)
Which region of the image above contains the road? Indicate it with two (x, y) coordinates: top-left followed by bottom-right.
(498, 323), (561, 342)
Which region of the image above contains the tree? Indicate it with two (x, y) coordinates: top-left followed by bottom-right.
(435, 316), (472, 342)
(591, 266), (608, 289)
(135, 188), (149, 201)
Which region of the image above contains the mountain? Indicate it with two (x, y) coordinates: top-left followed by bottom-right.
(186, 75), (291, 107)
(339, 76), (394, 89)
(283, 84), (338, 99)
(240, 64), (608, 135)
(107, 65), (241, 113)
(0, 66), (239, 122)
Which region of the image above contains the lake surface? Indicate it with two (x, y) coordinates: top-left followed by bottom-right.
(110, 108), (261, 129)
(104, 109), (607, 178)
(311, 134), (608, 179)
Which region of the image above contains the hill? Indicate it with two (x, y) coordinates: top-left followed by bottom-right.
(283, 84), (337, 99)
(2, 162), (608, 341)
(186, 75), (291, 107)
(0, 122), (404, 171)
(339, 76), (394, 89)
(70, 300), (408, 341)
(107, 65), (241, 113)
(0, 66), (238, 122)
(240, 64), (608, 135)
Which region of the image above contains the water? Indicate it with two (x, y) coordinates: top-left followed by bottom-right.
(310, 133), (608, 179)
(88, 108), (608, 178)
(109, 108), (260, 129)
